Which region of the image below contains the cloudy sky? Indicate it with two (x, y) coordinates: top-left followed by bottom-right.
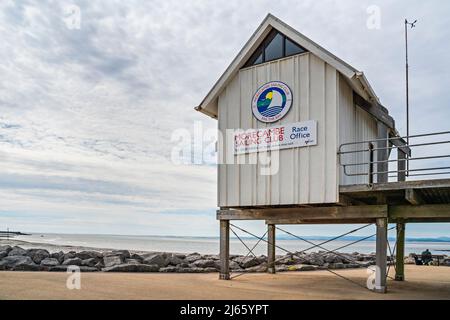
(0, 0), (449, 238)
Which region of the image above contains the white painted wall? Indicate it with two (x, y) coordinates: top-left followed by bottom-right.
(218, 52), (341, 207)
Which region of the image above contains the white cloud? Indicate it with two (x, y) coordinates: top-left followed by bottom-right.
(0, 0), (449, 236)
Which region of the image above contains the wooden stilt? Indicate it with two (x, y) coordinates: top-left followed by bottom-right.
(219, 220), (230, 280)
(395, 222), (405, 281)
(375, 217), (388, 293)
(267, 224), (276, 274)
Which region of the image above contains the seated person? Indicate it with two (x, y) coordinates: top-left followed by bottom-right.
(421, 249), (433, 265)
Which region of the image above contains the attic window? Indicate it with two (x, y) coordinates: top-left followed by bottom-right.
(243, 29), (307, 68)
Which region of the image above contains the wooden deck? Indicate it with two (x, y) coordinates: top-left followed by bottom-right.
(217, 179), (450, 224)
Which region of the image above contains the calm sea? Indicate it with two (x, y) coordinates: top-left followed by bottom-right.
(6, 233), (449, 255)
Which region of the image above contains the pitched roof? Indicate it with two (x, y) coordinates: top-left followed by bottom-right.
(195, 14), (394, 130)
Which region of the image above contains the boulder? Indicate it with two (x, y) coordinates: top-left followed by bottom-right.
(8, 246), (27, 256)
(102, 263), (159, 272)
(229, 261), (241, 270)
(40, 258), (60, 267)
(244, 265), (268, 273)
(130, 253), (143, 263)
(63, 251), (77, 261)
(0, 245), (12, 253)
(81, 258), (97, 267)
(103, 255), (123, 267)
(0, 251), (9, 259)
(27, 249), (50, 264)
(191, 259), (217, 269)
(76, 251), (102, 260)
(233, 256), (260, 269)
(308, 253), (325, 266)
(0, 255), (38, 270)
(94, 261), (104, 269)
(62, 257), (82, 266)
(125, 259), (141, 265)
(104, 250), (130, 260)
(275, 264), (289, 272)
(174, 253), (186, 260)
(165, 254), (184, 266)
(185, 253), (202, 263)
(143, 254), (168, 267)
(159, 266), (178, 273)
(50, 251), (65, 264)
(176, 267), (208, 273)
(329, 262), (345, 269)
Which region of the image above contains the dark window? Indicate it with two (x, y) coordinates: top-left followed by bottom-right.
(285, 37), (306, 56)
(243, 29), (307, 68)
(264, 32), (283, 61)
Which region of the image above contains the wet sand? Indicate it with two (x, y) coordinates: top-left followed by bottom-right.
(0, 265), (449, 300)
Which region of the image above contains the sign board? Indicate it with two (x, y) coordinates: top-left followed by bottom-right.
(234, 120), (317, 155)
(251, 81), (293, 123)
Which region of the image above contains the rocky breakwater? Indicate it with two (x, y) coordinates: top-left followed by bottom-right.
(2, 245), (447, 273)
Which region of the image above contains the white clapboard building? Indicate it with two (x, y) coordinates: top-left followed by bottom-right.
(196, 14), (399, 208)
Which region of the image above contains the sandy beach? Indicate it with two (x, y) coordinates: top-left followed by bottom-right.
(0, 265), (449, 300)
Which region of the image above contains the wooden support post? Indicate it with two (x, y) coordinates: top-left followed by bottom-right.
(267, 224), (276, 274)
(395, 222), (405, 281)
(375, 218), (388, 293)
(219, 220), (230, 280)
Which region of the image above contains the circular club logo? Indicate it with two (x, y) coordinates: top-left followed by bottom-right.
(252, 81), (292, 123)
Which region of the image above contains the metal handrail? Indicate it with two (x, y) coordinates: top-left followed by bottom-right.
(338, 131), (450, 181)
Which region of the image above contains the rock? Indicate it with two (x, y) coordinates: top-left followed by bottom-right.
(0, 245), (12, 253)
(94, 261), (104, 269)
(203, 267), (218, 273)
(233, 256), (260, 269)
(27, 249), (50, 264)
(143, 254), (168, 267)
(76, 251), (102, 260)
(159, 266), (178, 273)
(244, 265), (268, 273)
(0, 251), (9, 259)
(176, 267), (208, 273)
(308, 253), (325, 266)
(104, 250), (130, 260)
(130, 253), (143, 263)
(178, 262), (190, 268)
(185, 253), (202, 263)
(0, 255), (38, 270)
(192, 259), (217, 269)
(275, 264), (289, 272)
(102, 263), (159, 272)
(8, 246), (27, 256)
(329, 262), (345, 269)
(103, 255), (123, 267)
(166, 254), (184, 266)
(229, 261), (241, 270)
(81, 258), (97, 267)
(50, 251), (65, 264)
(174, 253), (186, 260)
(62, 257), (82, 266)
(40, 258), (60, 267)
(49, 265), (98, 272)
(125, 259), (141, 265)
(49, 265), (70, 272)
(63, 251), (77, 261)
(287, 264), (317, 272)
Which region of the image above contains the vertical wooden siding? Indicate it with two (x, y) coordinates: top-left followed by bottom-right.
(218, 53), (339, 207)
